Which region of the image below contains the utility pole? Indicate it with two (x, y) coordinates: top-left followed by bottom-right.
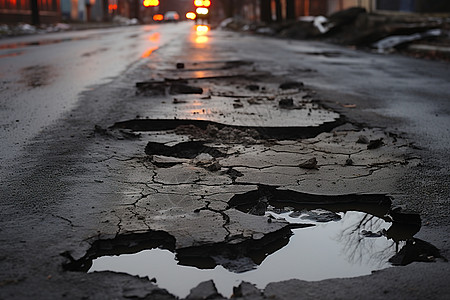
(31, 0), (40, 25)
(286, 0), (295, 20)
(260, 0), (271, 23)
(275, 0), (282, 22)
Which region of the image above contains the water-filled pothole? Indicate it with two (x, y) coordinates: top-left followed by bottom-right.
(66, 189), (443, 299)
(88, 211), (405, 298)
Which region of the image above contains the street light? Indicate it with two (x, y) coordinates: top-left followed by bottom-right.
(194, 0), (210, 7)
(143, 0), (159, 7)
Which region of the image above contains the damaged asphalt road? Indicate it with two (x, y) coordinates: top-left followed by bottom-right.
(1, 24), (449, 299)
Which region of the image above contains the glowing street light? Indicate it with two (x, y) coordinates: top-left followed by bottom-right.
(143, 0), (159, 7)
(194, 0), (210, 7)
(196, 7), (208, 15)
(186, 12), (197, 20)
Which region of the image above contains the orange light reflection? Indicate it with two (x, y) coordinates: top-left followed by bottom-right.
(149, 32), (160, 42)
(196, 25), (209, 34)
(195, 36), (208, 43)
(141, 46), (158, 58)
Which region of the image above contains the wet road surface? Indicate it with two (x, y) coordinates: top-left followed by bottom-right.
(0, 23), (189, 164)
(0, 22), (449, 299)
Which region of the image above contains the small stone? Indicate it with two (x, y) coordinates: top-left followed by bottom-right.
(345, 158), (354, 166)
(245, 84), (259, 91)
(279, 81), (304, 90)
(279, 98), (294, 108)
(186, 280), (221, 300)
(367, 138), (384, 149)
(173, 98), (187, 104)
(247, 98), (260, 105)
(299, 157), (318, 169)
(357, 135), (369, 144)
(233, 282), (262, 298)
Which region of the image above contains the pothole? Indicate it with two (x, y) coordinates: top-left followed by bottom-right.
(113, 117), (343, 140)
(64, 188), (444, 299)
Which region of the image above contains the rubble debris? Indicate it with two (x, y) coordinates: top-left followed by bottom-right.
(232, 282), (262, 298)
(195, 154), (222, 171)
(151, 155), (190, 168)
(248, 196), (269, 216)
(328, 7), (366, 28)
(278, 98), (294, 108)
(389, 238), (447, 266)
(224, 7), (450, 60)
(186, 280), (224, 300)
(228, 186), (392, 216)
(173, 98), (187, 104)
(298, 157), (319, 169)
(356, 135), (369, 144)
(136, 80), (203, 95)
(279, 81), (304, 90)
(345, 158), (354, 166)
(360, 230), (383, 238)
(367, 138), (384, 149)
(224, 168), (244, 182)
(62, 231), (176, 272)
(299, 209), (342, 223)
(245, 84), (259, 91)
(247, 98), (260, 105)
(175, 226), (292, 272)
(170, 83), (203, 95)
(233, 102), (244, 109)
(145, 141), (226, 159)
(93, 125), (141, 140)
(389, 207), (421, 226)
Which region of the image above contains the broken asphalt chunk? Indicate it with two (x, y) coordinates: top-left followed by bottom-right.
(367, 138), (384, 149)
(299, 209), (342, 223)
(356, 135), (369, 144)
(145, 141), (226, 159)
(136, 80), (203, 95)
(232, 282), (262, 298)
(298, 157), (319, 169)
(245, 84), (260, 91)
(389, 238), (447, 266)
(278, 98), (294, 108)
(186, 280), (224, 300)
(170, 83), (203, 95)
(279, 81), (304, 90)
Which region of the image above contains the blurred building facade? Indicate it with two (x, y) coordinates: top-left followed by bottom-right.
(239, 0), (450, 23)
(0, 0), (61, 23)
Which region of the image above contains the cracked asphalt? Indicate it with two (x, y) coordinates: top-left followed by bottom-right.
(1, 23), (449, 299)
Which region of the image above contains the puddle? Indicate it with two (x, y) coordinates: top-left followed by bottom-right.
(70, 188), (444, 298)
(87, 210), (411, 298)
(0, 34), (104, 50)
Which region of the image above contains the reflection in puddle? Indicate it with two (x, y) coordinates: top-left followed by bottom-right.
(89, 211), (400, 298)
(0, 51), (24, 58)
(141, 46), (159, 58)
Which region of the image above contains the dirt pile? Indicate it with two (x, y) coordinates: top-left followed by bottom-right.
(223, 7), (450, 60)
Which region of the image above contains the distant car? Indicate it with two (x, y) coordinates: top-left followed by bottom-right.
(164, 11), (180, 22)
